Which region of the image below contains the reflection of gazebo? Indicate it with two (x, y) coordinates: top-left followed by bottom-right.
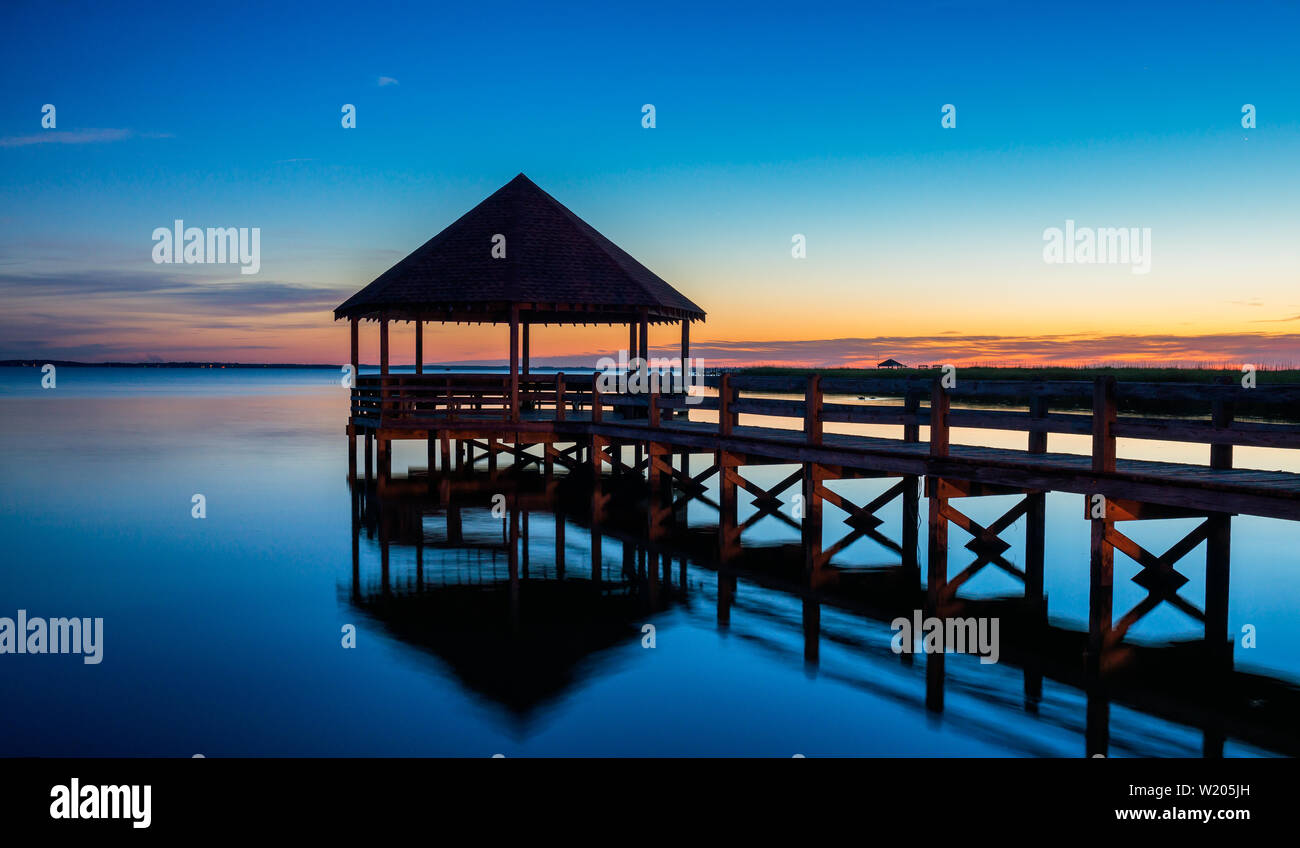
(349, 476), (681, 721)
(354, 582), (648, 719)
(334, 173), (706, 417)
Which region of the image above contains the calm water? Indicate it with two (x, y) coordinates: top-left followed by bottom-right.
(2, 366), (1298, 757)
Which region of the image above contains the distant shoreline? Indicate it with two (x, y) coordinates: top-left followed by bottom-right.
(0, 360), (597, 370)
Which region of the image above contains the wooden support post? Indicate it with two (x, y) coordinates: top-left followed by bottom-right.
(681, 320), (690, 388)
(1028, 394), (1048, 453)
(379, 319), (390, 419)
(900, 476), (919, 575)
(648, 383), (660, 429)
(487, 438), (498, 474)
(508, 305), (520, 423)
(902, 390), (921, 577)
(1088, 509), (1114, 674)
(903, 389), (920, 442)
(427, 433), (436, 475)
(349, 318), (359, 374)
(718, 451), (740, 561)
(804, 374), (822, 446)
(414, 321), (423, 375)
(927, 379), (950, 612)
(1092, 376), (1117, 473)
(803, 462), (824, 573)
(590, 435), (607, 484)
(1025, 492), (1046, 606)
(348, 428), (357, 482)
(555, 372), (566, 421)
(521, 322), (529, 381)
(638, 307), (649, 368)
(364, 431), (373, 481)
(927, 475), (948, 613)
(1026, 395), (1048, 606)
(440, 429), (451, 472)
(719, 373), (734, 437)
(1088, 377), (1116, 673)
(1205, 513), (1232, 668)
(1211, 377), (1235, 471)
(590, 371), (603, 423)
(929, 380), (949, 457)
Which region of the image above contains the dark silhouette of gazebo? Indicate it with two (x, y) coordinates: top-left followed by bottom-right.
(335, 173), (706, 414)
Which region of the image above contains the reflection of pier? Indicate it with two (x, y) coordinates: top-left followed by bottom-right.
(350, 466), (1300, 757)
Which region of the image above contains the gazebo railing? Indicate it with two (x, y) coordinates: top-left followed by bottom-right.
(351, 371), (699, 427)
(351, 372), (603, 426)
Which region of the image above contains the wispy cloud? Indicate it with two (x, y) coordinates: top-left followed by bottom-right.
(377, 76), (399, 86)
(0, 129), (171, 148)
(0, 269), (344, 314)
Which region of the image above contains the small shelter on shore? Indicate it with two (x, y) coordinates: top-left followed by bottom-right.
(877, 358), (907, 369)
(334, 173), (706, 412)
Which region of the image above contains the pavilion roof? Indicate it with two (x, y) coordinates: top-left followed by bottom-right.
(334, 174), (706, 324)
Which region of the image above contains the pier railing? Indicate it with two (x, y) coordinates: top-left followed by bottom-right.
(696, 371), (1300, 450)
(353, 371), (1300, 467)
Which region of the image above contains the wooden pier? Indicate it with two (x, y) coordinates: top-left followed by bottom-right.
(346, 369), (1300, 684)
(334, 173), (1300, 741)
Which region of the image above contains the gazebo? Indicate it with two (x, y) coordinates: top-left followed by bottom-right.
(335, 173), (706, 421)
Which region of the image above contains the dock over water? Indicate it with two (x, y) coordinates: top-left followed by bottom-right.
(332, 174), (1300, 755)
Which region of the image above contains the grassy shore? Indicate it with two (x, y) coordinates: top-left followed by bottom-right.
(738, 365), (1300, 383)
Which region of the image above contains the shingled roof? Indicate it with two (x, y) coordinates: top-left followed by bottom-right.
(334, 174), (706, 324)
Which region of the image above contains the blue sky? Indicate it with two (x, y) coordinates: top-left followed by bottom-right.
(2, 0), (1298, 364)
